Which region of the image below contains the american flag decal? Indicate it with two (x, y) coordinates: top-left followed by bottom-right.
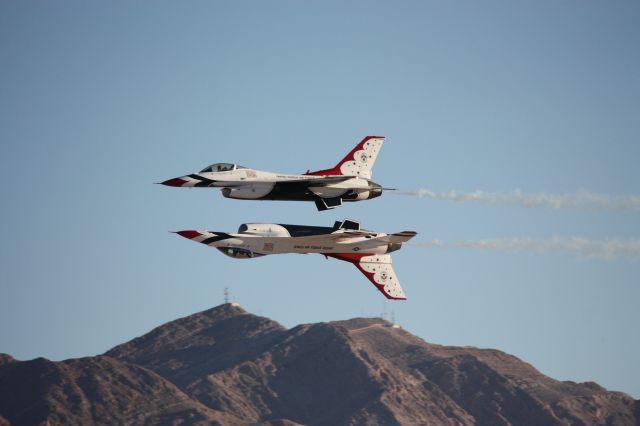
(263, 242), (274, 252)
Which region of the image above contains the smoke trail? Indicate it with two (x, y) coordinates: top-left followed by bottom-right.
(396, 189), (640, 212)
(409, 238), (640, 261)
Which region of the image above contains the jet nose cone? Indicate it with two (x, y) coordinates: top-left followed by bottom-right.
(174, 230), (202, 239)
(160, 177), (188, 187)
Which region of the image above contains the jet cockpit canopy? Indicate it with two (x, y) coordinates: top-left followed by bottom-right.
(200, 163), (247, 173)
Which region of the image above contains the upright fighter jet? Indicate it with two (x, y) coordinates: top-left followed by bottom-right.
(174, 219), (416, 300)
(160, 136), (387, 211)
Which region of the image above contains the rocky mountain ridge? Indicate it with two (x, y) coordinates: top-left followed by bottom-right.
(1, 304), (638, 425)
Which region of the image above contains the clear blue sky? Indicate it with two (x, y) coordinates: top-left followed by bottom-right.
(1, 1), (639, 397)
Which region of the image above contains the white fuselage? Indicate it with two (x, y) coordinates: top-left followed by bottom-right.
(181, 168), (373, 200)
(193, 226), (391, 258)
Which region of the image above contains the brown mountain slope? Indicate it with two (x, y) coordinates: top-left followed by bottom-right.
(335, 318), (639, 426)
(2, 304), (638, 425)
(106, 304), (639, 426)
(0, 354), (237, 425)
(106, 303), (287, 389)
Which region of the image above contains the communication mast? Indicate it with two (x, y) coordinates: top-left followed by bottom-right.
(381, 300), (387, 321)
(391, 309), (401, 328)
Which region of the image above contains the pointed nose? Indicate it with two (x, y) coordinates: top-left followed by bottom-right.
(174, 230), (202, 239)
(160, 177), (188, 187)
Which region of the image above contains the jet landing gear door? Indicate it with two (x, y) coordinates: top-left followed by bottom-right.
(315, 197), (342, 211)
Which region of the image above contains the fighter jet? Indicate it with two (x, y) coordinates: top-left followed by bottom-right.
(160, 136), (388, 211)
(174, 219), (416, 299)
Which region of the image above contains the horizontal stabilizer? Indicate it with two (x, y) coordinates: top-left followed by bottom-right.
(379, 231), (418, 244)
(280, 176), (353, 186)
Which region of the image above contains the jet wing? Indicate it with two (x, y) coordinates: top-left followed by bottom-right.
(312, 230), (416, 243)
(296, 230), (376, 243)
(326, 253), (406, 300)
(218, 176), (353, 187)
(275, 176), (354, 186)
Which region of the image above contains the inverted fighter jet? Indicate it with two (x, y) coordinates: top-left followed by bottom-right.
(160, 136), (387, 211)
(174, 219), (416, 299)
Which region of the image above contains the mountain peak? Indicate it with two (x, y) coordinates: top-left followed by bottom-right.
(196, 301), (247, 316)
(171, 302), (248, 323)
(105, 303), (287, 387)
(0, 354), (16, 366)
(106, 302), (281, 356)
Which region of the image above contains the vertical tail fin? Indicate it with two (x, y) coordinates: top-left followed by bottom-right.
(306, 136), (385, 179)
(326, 253), (406, 300)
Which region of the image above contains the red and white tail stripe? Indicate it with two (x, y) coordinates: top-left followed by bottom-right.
(306, 136), (384, 179)
(328, 253), (406, 300)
